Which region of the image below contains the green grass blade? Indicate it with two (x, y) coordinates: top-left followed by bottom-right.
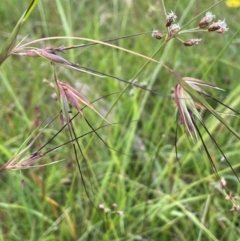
(0, 0), (39, 65)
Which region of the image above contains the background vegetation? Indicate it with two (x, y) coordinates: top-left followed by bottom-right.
(0, 0), (240, 240)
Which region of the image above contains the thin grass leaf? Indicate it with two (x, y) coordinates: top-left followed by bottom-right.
(0, 202), (54, 225)
(0, 122), (42, 172)
(0, 0), (39, 65)
(192, 119), (221, 180)
(199, 120), (240, 182)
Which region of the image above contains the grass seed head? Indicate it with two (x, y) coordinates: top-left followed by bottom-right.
(208, 19), (229, 33)
(57, 80), (109, 123)
(99, 204), (105, 210)
(183, 39), (202, 47)
(165, 10), (177, 27)
(220, 177), (227, 189)
(152, 30), (162, 40)
(199, 12), (215, 28)
(174, 78), (223, 142)
(111, 203), (118, 209)
(174, 83), (201, 142)
(167, 24), (180, 40)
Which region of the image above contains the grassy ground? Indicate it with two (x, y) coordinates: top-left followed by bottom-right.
(1, 0), (240, 240)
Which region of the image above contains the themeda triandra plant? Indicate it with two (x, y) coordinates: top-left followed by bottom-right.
(1, 0), (239, 194)
(146, 7), (240, 211)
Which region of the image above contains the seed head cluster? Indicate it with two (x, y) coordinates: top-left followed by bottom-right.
(152, 11), (228, 45)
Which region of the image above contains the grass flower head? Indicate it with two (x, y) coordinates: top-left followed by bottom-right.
(165, 10), (177, 27)
(199, 12), (215, 28)
(183, 39), (202, 47)
(56, 80), (108, 124)
(208, 19), (229, 33)
(174, 77), (223, 142)
(152, 29), (162, 40)
(167, 23), (180, 40)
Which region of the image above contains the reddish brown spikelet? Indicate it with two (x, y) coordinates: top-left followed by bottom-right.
(165, 11), (177, 27)
(183, 39), (202, 47)
(57, 80), (109, 123)
(208, 22), (221, 32)
(167, 24), (180, 40)
(199, 12), (215, 28)
(208, 20), (229, 33)
(152, 30), (162, 40)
